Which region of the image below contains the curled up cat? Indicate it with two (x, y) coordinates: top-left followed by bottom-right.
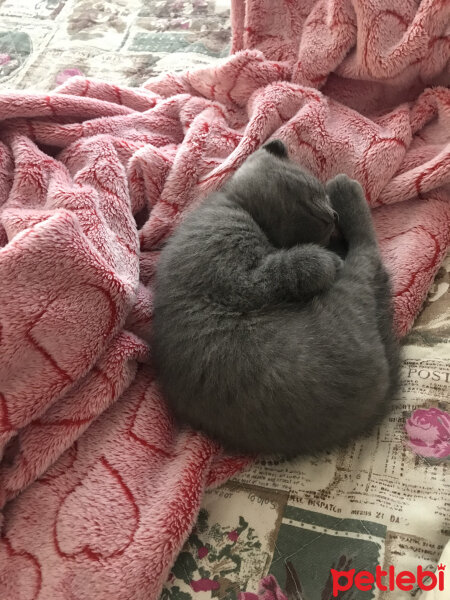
(152, 140), (400, 457)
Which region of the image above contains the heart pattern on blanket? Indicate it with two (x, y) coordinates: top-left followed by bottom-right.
(54, 456), (139, 560)
(128, 383), (174, 457)
(0, 538), (42, 600)
(27, 283), (117, 381)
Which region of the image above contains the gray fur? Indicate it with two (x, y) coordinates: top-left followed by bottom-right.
(151, 141), (400, 457)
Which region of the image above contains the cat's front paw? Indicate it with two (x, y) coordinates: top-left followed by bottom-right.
(326, 174), (365, 211)
(326, 174), (371, 239)
(331, 252), (344, 274)
(315, 248), (343, 290)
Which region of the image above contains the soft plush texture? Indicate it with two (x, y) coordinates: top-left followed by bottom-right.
(0, 0), (449, 598)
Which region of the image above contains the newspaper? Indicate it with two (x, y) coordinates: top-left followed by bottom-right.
(163, 255), (450, 599)
(421, 540), (450, 599)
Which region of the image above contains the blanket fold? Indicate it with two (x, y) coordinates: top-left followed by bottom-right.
(0, 1), (449, 598)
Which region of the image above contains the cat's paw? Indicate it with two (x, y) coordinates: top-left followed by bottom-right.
(290, 246), (342, 297)
(324, 250), (344, 279)
(314, 248), (343, 289)
(331, 252), (344, 274)
(326, 174), (365, 211)
(326, 174), (371, 239)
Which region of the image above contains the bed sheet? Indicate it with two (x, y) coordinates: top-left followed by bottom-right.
(1, 2), (448, 598)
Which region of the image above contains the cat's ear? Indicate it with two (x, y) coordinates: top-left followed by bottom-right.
(263, 139), (288, 158)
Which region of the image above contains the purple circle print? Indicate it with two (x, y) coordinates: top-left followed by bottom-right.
(405, 407), (450, 459)
(55, 68), (84, 85)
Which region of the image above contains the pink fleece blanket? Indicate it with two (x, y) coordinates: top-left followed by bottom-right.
(0, 1), (449, 598)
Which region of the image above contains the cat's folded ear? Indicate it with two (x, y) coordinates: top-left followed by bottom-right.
(263, 139), (288, 158)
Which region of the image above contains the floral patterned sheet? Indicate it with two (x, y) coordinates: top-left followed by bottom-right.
(0, 0), (231, 91)
(1, 2), (448, 599)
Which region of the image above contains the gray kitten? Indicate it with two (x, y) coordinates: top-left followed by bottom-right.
(152, 141), (400, 457)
